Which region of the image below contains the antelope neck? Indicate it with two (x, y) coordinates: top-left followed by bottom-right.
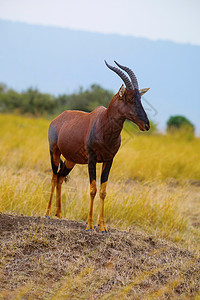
(103, 101), (125, 144)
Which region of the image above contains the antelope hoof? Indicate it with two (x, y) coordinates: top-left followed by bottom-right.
(55, 212), (62, 219)
(44, 215), (50, 219)
(86, 224), (94, 231)
(86, 220), (94, 230)
(98, 222), (108, 233)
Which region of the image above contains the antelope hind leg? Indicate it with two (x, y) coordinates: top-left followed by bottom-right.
(55, 160), (75, 218)
(45, 148), (61, 218)
(45, 173), (57, 218)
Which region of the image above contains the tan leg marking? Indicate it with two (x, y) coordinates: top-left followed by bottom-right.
(55, 176), (64, 218)
(45, 146), (60, 218)
(86, 180), (97, 230)
(98, 181), (107, 232)
(45, 173), (57, 217)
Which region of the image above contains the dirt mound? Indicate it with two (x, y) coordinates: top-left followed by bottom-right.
(0, 213), (199, 299)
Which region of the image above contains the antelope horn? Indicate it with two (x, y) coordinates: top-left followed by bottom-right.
(105, 60), (133, 90)
(114, 61), (139, 90)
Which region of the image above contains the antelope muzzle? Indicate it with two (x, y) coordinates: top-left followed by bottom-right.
(138, 120), (150, 131)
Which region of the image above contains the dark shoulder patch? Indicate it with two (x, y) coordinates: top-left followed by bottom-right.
(87, 121), (96, 151)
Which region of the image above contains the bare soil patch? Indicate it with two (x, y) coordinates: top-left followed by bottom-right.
(0, 213), (199, 299)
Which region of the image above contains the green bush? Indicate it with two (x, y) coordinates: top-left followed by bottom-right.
(167, 115), (194, 132)
(166, 115), (195, 139)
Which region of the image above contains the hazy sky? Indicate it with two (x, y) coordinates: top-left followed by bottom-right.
(0, 0), (200, 45)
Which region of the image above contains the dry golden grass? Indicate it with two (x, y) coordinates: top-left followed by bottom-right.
(0, 113), (200, 299)
(1, 114), (200, 182)
(0, 114), (199, 243)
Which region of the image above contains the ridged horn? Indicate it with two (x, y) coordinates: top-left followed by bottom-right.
(114, 61), (139, 90)
(105, 60), (133, 90)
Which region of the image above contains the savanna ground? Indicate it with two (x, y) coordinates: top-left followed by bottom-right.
(0, 114), (200, 299)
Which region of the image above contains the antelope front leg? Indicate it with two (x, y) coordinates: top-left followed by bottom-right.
(99, 182), (107, 232)
(86, 151), (97, 230)
(99, 159), (113, 233)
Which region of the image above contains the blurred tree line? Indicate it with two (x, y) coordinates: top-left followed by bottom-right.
(0, 83), (113, 116)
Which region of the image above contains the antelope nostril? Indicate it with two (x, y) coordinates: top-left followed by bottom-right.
(145, 124), (149, 131)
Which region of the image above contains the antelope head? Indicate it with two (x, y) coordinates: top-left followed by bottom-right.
(105, 60), (150, 131)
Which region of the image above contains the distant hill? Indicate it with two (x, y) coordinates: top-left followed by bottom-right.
(0, 20), (199, 131)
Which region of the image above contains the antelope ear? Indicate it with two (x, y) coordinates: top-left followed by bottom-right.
(119, 84), (126, 98)
(139, 88), (150, 96)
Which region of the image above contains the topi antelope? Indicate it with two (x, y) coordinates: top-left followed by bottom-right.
(45, 61), (150, 232)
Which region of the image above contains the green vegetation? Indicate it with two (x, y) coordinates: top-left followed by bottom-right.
(167, 115), (195, 134)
